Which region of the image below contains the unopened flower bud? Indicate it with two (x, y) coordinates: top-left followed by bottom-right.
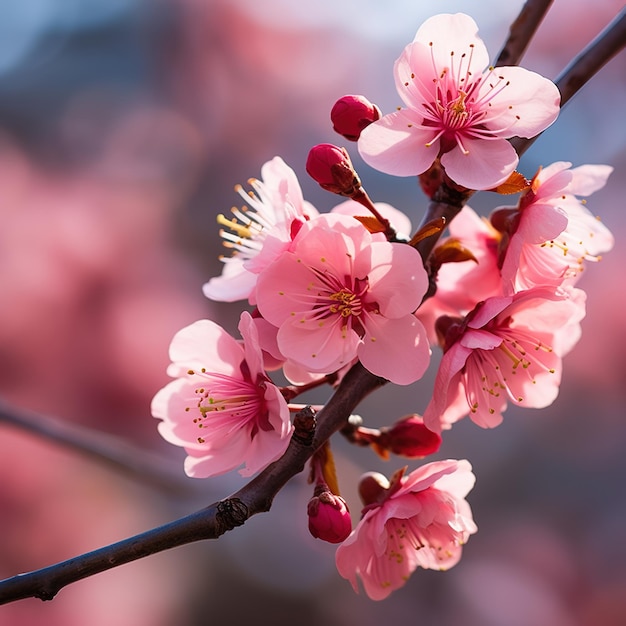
(307, 486), (352, 544)
(331, 94), (381, 141)
(489, 207), (520, 235)
(378, 415), (442, 458)
(358, 471), (390, 507)
(306, 144), (361, 196)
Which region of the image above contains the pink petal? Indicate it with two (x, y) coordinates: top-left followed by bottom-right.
(277, 318), (360, 373)
(394, 41), (439, 110)
(399, 459), (461, 494)
(480, 66), (561, 138)
(440, 137), (518, 190)
(567, 164), (613, 195)
(359, 313), (430, 385)
(423, 341), (471, 431)
(255, 252), (313, 326)
(428, 459), (476, 500)
(358, 109), (438, 177)
(168, 319), (242, 377)
(238, 311), (265, 381)
(202, 259), (257, 303)
(367, 242), (426, 317)
(413, 13), (489, 72)
(260, 156), (306, 214)
(184, 430), (252, 478)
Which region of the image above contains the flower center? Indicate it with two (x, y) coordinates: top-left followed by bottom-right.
(328, 288), (362, 318)
(215, 179), (278, 260)
(184, 369), (266, 443)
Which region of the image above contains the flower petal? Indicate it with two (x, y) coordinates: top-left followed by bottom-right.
(358, 109), (438, 177)
(359, 313), (430, 385)
(440, 136), (518, 190)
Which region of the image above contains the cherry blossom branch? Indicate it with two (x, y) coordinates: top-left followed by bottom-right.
(2, 6), (623, 607)
(495, 0), (554, 67)
(0, 399), (194, 497)
(0, 366), (386, 605)
(511, 7), (626, 154)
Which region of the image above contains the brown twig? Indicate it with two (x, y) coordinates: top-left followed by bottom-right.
(494, 0), (554, 67)
(0, 399), (194, 497)
(511, 7), (626, 154)
(0, 368), (385, 604)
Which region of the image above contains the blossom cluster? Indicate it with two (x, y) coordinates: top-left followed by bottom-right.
(150, 13), (614, 601)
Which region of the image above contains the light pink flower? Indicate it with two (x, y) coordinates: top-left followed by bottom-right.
(358, 13), (560, 190)
(416, 205), (503, 343)
(151, 311), (292, 477)
(203, 156), (318, 303)
(255, 213), (430, 385)
(423, 287), (586, 431)
(497, 162), (614, 293)
(336, 461), (477, 601)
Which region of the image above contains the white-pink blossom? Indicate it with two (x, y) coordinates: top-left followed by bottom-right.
(416, 205), (503, 343)
(336, 461), (477, 601)
(358, 13), (560, 190)
(203, 156), (318, 303)
(423, 287), (586, 431)
(151, 311), (292, 478)
(497, 162), (614, 293)
(255, 213), (430, 385)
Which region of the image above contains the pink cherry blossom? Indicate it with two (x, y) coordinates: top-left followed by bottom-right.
(203, 156), (318, 303)
(255, 213), (430, 385)
(416, 205), (503, 343)
(151, 311), (292, 478)
(497, 162), (614, 293)
(358, 13), (560, 190)
(423, 287), (586, 431)
(336, 461), (477, 601)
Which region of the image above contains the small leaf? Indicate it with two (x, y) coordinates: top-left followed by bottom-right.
(353, 215), (387, 234)
(371, 441), (390, 461)
(320, 442), (341, 496)
(490, 171), (530, 195)
(408, 217), (446, 246)
(434, 238), (478, 265)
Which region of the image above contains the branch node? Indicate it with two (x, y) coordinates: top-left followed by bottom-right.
(215, 498), (249, 535)
(292, 405), (317, 447)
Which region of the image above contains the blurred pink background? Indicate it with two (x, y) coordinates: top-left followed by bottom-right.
(0, 1), (624, 625)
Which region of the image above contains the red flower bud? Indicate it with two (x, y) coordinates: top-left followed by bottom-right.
(358, 471), (390, 507)
(331, 94), (381, 141)
(377, 415), (442, 458)
(306, 143), (361, 196)
(307, 487), (352, 544)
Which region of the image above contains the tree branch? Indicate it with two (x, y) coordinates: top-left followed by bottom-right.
(0, 399), (194, 497)
(511, 7), (626, 154)
(0, 364), (385, 605)
(494, 0), (554, 67)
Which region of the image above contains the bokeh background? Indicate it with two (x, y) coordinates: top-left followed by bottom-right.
(0, 1), (625, 624)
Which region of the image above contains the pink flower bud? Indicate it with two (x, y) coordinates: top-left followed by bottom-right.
(358, 471), (390, 507)
(307, 487), (352, 544)
(306, 143), (361, 196)
(331, 94), (381, 141)
(378, 415), (442, 458)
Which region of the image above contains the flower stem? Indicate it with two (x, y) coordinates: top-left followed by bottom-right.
(0, 366), (385, 604)
(494, 0), (554, 67)
(511, 7), (626, 155)
(0, 399), (194, 496)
